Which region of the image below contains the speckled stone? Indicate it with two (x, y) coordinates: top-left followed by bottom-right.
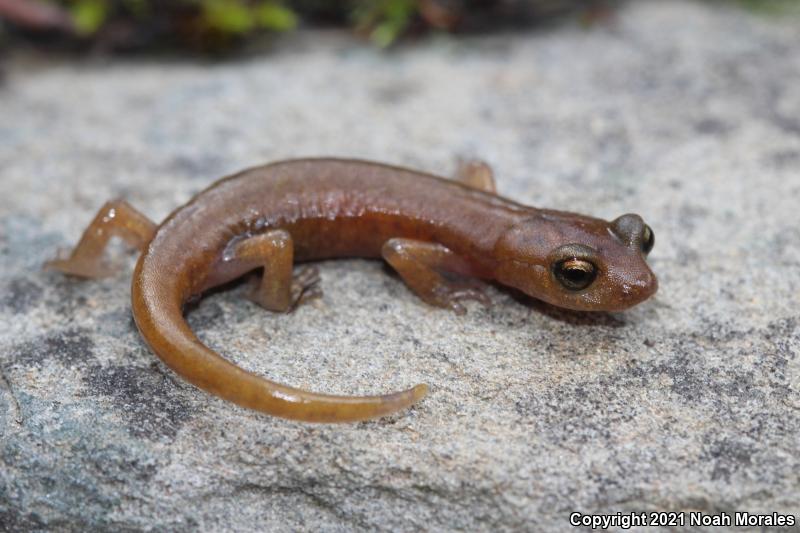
(1, 1), (799, 531)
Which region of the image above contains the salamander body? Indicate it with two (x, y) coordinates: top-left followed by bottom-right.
(47, 158), (657, 422)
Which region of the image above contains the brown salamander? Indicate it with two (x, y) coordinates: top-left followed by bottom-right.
(46, 158), (657, 423)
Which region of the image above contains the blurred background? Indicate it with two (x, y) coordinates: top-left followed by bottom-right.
(1, 0), (795, 54)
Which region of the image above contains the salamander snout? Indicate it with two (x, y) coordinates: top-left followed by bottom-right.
(612, 262), (658, 309)
(546, 235), (658, 311)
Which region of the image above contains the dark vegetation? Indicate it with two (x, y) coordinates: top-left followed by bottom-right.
(0, 0), (795, 54)
(0, 0), (614, 53)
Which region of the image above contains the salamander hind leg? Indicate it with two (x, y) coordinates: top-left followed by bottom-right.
(44, 199), (156, 279)
(454, 159), (496, 193)
(382, 238), (491, 315)
(229, 229), (322, 312)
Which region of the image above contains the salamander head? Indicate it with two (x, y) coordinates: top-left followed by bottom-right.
(493, 212), (658, 311)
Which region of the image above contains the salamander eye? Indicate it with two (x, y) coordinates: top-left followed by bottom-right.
(641, 225), (655, 255)
(553, 258), (597, 291)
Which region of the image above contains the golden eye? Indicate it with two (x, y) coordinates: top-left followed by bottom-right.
(641, 225), (655, 255)
(553, 258), (597, 291)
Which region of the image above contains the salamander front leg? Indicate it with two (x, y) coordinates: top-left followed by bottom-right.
(229, 229), (321, 312)
(45, 199), (156, 278)
(382, 238), (491, 315)
(454, 159), (496, 193)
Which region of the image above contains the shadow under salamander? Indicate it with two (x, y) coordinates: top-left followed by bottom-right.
(497, 284), (627, 328)
(182, 266), (627, 330)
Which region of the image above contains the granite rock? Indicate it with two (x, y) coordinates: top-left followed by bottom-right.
(1, 1), (799, 531)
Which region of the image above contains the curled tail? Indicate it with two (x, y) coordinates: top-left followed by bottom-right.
(130, 252), (428, 423)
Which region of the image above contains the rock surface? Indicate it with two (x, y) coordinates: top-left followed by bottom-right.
(1, 1), (799, 531)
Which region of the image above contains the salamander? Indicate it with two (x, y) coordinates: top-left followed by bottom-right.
(45, 158), (658, 423)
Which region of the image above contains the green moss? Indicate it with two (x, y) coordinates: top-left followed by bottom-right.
(70, 0), (109, 35)
(202, 0), (255, 33)
(354, 0), (418, 47)
(254, 2), (298, 31)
